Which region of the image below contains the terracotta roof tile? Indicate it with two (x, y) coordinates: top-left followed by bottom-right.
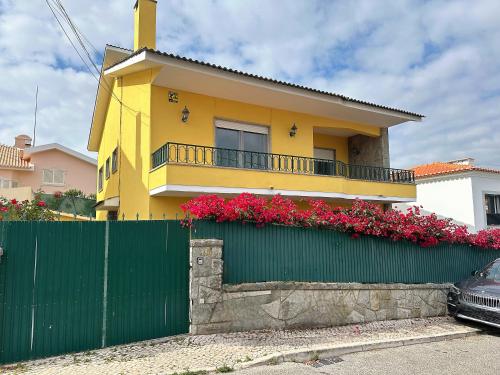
(413, 162), (500, 178)
(0, 144), (33, 170)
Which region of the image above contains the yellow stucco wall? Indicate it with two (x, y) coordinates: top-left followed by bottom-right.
(97, 70), (156, 220)
(96, 77), (414, 220)
(313, 133), (349, 164)
(150, 86), (379, 159)
(152, 164), (415, 198)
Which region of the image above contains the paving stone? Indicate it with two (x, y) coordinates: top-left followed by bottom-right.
(0, 317), (475, 375)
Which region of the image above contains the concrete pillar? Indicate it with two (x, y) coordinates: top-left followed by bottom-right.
(348, 128), (390, 168)
(189, 239), (223, 335)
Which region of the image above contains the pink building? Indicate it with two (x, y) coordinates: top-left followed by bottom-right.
(0, 135), (96, 196)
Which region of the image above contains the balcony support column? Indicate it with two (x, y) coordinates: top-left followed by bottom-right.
(348, 128), (390, 168)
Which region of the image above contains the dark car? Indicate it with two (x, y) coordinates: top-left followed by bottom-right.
(447, 258), (500, 329)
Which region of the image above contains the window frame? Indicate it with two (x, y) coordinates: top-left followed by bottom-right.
(105, 157), (110, 180)
(214, 121), (270, 170)
(485, 193), (500, 227)
(215, 120), (269, 152)
(0, 178), (18, 188)
(42, 168), (65, 186)
(313, 147), (337, 176)
(112, 147), (118, 173)
(98, 167), (103, 192)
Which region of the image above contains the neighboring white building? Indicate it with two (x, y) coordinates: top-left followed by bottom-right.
(396, 158), (500, 232)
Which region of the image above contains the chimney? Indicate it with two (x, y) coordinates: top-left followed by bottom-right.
(14, 134), (32, 149)
(448, 158), (475, 166)
(134, 0), (157, 51)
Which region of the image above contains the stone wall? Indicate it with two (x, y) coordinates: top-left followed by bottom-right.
(190, 240), (450, 335)
(348, 128), (390, 168)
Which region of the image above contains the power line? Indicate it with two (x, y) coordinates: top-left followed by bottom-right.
(45, 0), (100, 82)
(53, 0), (100, 56)
(45, 0), (137, 113)
(51, 0), (101, 76)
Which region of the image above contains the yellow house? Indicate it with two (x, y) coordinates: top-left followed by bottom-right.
(88, 0), (423, 220)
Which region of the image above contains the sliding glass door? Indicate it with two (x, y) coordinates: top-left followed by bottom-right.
(313, 147), (336, 176)
(215, 121), (269, 170)
(215, 127), (240, 167)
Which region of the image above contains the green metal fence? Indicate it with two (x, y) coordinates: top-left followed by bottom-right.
(0, 221), (189, 365)
(192, 221), (500, 285)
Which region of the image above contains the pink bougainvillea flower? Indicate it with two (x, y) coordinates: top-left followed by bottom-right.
(37, 201), (46, 207)
(181, 193), (500, 250)
(10, 199), (17, 205)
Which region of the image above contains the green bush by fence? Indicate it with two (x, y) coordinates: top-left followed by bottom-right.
(40, 193), (96, 218)
(192, 221), (499, 285)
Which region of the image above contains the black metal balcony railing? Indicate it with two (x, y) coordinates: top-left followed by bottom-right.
(152, 142), (415, 184)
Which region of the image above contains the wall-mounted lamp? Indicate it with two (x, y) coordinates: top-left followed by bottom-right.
(0, 246), (4, 264)
(352, 147), (361, 156)
(181, 106), (190, 123)
(289, 123), (298, 137)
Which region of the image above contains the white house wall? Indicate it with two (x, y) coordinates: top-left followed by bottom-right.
(471, 173), (500, 231)
(400, 175), (475, 230)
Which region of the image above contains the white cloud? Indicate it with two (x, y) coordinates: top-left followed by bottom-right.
(0, 0), (499, 169)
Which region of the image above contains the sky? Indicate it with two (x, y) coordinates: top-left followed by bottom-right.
(0, 0), (499, 169)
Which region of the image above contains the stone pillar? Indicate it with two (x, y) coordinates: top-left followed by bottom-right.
(189, 239), (223, 335)
(348, 128), (390, 168)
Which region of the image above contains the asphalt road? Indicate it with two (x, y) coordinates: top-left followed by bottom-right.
(234, 331), (500, 375)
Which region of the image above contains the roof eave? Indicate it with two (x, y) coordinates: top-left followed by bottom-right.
(103, 48), (424, 123)
(25, 144), (97, 166)
(0, 165), (34, 171)
(88, 45), (132, 152)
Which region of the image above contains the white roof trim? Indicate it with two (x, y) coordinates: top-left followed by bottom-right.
(95, 196), (120, 211)
(416, 170), (500, 183)
(104, 50), (422, 125)
(149, 184), (414, 203)
(104, 50), (148, 75)
(88, 45), (132, 151)
(25, 144), (97, 165)
(0, 165), (35, 171)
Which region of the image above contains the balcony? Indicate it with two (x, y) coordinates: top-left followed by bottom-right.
(152, 142), (415, 184)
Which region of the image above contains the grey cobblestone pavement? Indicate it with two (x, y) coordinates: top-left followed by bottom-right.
(0, 317), (478, 374)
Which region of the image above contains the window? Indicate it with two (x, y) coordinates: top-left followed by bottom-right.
(105, 158), (110, 180)
(313, 148), (337, 176)
(214, 120), (268, 169)
(112, 148), (118, 173)
(107, 210), (118, 221)
(98, 167), (103, 191)
(42, 169), (65, 185)
(485, 194), (500, 226)
(479, 261), (500, 282)
(0, 178), (18, 188)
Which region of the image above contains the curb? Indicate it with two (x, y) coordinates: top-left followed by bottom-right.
(229, 327), (481, 372)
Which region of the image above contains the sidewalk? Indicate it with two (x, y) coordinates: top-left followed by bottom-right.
(0, 317), (480, 375)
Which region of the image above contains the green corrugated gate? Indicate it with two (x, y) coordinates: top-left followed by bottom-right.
(192, 221), (500, 284)
(0, 221), (189, 365)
